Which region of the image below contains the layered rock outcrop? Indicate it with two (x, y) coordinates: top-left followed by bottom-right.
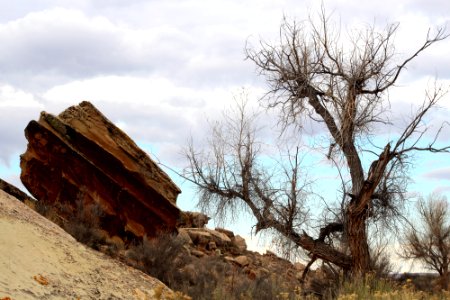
(0, 178), (34, 203)
(20, 101), (181, 239)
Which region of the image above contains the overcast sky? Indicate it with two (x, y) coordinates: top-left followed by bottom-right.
(0, 0), (449, 269)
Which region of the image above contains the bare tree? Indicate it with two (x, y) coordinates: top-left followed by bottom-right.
(184, 9), (449, 277)
(401, 193), (450, 290)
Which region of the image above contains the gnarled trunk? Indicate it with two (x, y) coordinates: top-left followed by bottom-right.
(345, 144), (392, 275)
(346, 207), (370, 275)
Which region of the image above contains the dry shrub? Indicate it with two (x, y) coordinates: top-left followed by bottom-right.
(126, 232), (188, 287)
(103, 235), (125, 257)
(34, 200), (61, 224)
(32, 187), (110, 251)
(180, 256), (228, 300)
(124, 232), (300, 300)
(61, 197), (108, 250)
(125, 234), (228, 299)
(336, 274), (450, 300)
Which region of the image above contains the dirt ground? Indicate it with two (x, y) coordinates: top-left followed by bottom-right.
(0, 189), (177, 300)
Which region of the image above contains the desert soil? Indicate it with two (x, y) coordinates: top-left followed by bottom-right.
(0, 189), (176, 300)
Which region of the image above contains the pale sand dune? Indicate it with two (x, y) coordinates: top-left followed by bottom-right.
(0, 189), (176, 300)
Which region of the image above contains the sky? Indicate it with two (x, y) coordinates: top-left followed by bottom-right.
(0, 0), (449, 271)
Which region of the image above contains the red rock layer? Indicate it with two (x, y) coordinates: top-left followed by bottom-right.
(20, 101), (181, 238)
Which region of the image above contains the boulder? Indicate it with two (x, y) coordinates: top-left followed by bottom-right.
(231, 235), (247, 253)
(215, 227), (234, 238)
(185, 228), (212, 246)
(207, 229), (232, 246)
(183, 228), (232, 248)
(234, 255), (251, 267)
(190, 249), (206, 258)
(178, 211), (210, 228)
(224, 256), (235, 264)
(20, 101), (181, 239)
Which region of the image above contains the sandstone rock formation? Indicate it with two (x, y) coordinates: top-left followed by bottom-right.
(0, 178), (34, 203)
(20, 101), (181, 239)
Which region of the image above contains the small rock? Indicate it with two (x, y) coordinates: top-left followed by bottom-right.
(215, 227), (234, 238)
(224, 256), (235, 263)
(208, 241), (217, 250)
(234, 255), (251, 267)
(190, 249), (206, 258)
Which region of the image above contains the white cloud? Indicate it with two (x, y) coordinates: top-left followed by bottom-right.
(0, 0), (450, 242)
(0, 85), (44, 163)
(43, 75), (181, 105)
(0, 8), (199, 90)
(423, 167), (450, 181)
(0, 85), (43, 108)
(42, 74), (244, 117)
(0, 3), (284, 92)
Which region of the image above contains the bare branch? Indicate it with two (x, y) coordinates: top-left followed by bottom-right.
(401, 193), (450, 289)
(187, 8), (449, 277)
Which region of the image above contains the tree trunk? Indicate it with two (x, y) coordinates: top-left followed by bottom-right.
(270, 222), (352, 270)
(346, 144), (392, 275)
(441, 269), (449, 290)
(346, 208), (370, 275)
(342, 143), (364, 195)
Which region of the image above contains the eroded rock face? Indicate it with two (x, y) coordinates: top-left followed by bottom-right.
(20, 101), (181, 239)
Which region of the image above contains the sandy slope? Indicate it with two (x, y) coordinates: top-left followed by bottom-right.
(0, 190), (177, 300)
